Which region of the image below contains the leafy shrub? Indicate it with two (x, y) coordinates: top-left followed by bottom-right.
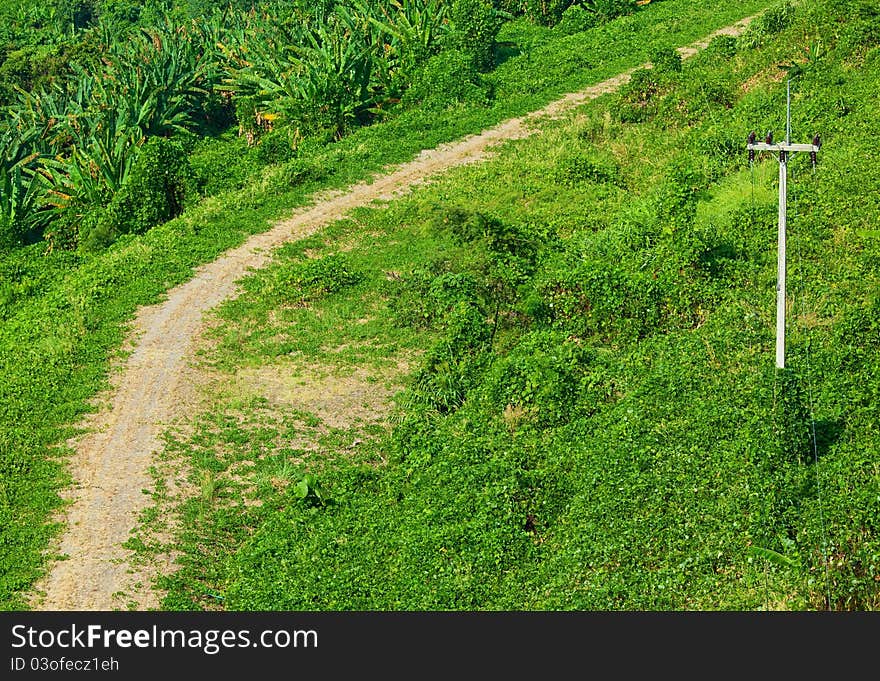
(77, 210), (116, 252)
(425, 206), (539, 321)
(650, 46), (683, 74)
(254, 127), (302, 166)
(125, 137), (194, 231)
(554, 151), (620, 187)
(80, 137), (195, 250)
(521, 0), (635, 27)
(294, 473), (330, 508)
(97, 0), (143, 26)
(0, 44), (77, 105)
(0, 216), (22, 249)
(280, 157), (327, 188)
(689, 73), (737, 113)
(483, 330), (599, 426)
(449, 0), (504, 71)
(429, 272), (483, 320)
(391, 266), (483, 329)
(270, 253), (361, 305)
(428, 206), (535, 260)
(402, 50), (490, 110)
(522, 0), (572, 26)
(553, 4), (591, 34)
(535, 256), (665, 342)
(615, 68), (662, 123)
(738, 1), (797, 49)
(412, 301), (492, 413)
(197, 91), (236, 136)
(705, 34), (739, 59)
(189, 135), (258, 197)
(555, 4), (599, 35)
(758, 0), (797, 35)
(696, 126), (748, 176)
(653, 160), (706, 232)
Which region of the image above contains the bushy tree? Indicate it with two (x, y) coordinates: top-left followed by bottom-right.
(402, 49), (489, 109)
(80, 137), (194, 250)
(448, 0), (503, 71)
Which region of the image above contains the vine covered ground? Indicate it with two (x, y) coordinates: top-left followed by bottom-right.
(3, 0), (879, 611)
(148, 1), (879, 610)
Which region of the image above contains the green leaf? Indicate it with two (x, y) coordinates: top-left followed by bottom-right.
(748, 545), (797, 568)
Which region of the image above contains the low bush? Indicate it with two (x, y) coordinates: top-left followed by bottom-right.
(449, 0), (504, 71)
(402, 50), (491, 109)
(270, 253), (362, 305)
(482, 329), (599, 426)
(80, 138), (196, 250)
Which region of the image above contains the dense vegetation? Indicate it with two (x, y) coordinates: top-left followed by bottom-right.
(145, 0), (880, 611)
(0, 0), (653, 252)
(5, 0), (876, 611)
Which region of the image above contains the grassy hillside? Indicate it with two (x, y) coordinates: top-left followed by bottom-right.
(0, 0), (777, 609)
(144, 0), (880, 610)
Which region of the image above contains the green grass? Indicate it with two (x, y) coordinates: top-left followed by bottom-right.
(145, 0), (880, 610)
(0, 0), (781, 609)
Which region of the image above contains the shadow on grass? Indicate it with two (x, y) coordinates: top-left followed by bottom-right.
(808, 418), (844, 463)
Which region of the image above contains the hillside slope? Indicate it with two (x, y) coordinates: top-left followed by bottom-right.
(2, 0), (778, 610)
(150, 0), (879, 611)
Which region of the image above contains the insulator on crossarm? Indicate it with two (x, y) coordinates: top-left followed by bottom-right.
(748, 131), (756, 162)
(765, 131), (774, 145)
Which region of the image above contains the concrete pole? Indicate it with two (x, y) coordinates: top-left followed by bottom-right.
(776, 151), (787, 369)
(747, 78), (819, 369)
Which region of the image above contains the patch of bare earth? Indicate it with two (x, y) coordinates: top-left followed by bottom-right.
(230, 362), (403, 431)
(28, 14), (758, 611)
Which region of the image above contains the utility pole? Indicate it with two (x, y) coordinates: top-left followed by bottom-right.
(747, 79), (821, 369)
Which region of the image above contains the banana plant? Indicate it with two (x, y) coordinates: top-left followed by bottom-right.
(221, 5), (379, 137)
(0, 104), (56, 235)
(356, 0), (449, 83)
(285, 12), (377, 136)
(100, 22), (214, 138)
(219, 17), (308, 108)
(8, 71), (136, 216)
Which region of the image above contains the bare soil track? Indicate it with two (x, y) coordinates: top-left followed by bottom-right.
(28, 16), (756, 611)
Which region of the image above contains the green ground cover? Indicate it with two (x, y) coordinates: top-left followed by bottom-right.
(147, 0), (880, 610)
(0, 0), (793, 608)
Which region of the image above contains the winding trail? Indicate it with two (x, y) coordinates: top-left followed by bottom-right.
(29, 15), (756, 610)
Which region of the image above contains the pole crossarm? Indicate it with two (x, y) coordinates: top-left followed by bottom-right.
(747, 142), (820, 153)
